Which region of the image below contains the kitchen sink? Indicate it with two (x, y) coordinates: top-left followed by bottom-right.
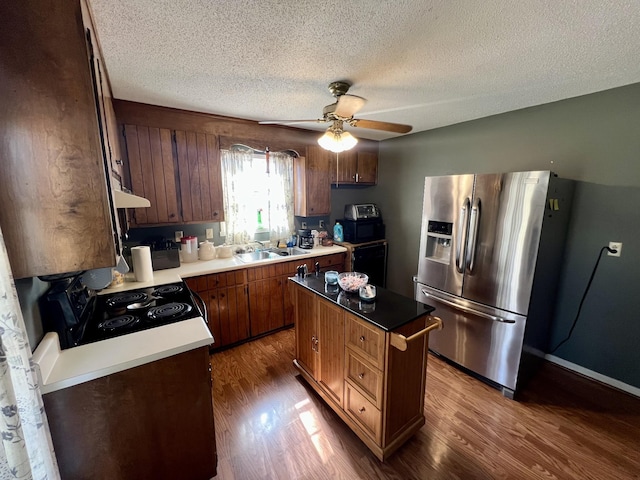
(234, 251), (282, 263)
(266, 247), (309, 257)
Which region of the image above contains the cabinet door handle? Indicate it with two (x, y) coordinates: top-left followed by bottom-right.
(358, 407), (366, 414)
(359, 335), (365, 343)
(358, 373), (364, 379)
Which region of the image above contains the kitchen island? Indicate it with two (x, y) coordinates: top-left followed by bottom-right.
(289, 274), (439, 461)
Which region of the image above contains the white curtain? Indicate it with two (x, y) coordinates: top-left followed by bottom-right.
(0, 228), (60, 479)
(220, 148), (295, 245)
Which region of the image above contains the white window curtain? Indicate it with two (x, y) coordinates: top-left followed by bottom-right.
(220, 148), (295, 245)
(0, 227), (60, 479)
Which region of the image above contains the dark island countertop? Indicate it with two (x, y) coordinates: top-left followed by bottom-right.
(289, 274), (435, 332)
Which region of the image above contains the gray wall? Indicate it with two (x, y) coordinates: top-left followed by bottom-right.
(346, 82), (639, 388)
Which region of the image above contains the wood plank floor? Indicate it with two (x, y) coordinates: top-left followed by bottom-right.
(211, 328), (640, 479)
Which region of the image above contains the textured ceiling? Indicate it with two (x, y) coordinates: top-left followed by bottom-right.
(88, 0), (640, 141)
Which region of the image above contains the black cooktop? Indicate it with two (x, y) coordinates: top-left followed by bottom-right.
(83, 282), (201, 345)
(40, 279), (202, 349)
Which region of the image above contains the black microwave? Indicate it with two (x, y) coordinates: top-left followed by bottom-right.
(340, 218), (385, 243)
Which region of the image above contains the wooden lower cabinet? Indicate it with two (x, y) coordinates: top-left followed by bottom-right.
(292, 282), (431, 461)
(317, 299), (345, 406)
(44, 347), (216, 479)
(186, 270), (249, 349)
(185, 253), (347, 350)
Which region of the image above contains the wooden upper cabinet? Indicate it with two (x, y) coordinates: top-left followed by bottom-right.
(0, 0), (117, 278)
(122, 126), (224, 226)
(125, 125), (180, 225)
(295, 146), (331, 216)
(329, 144), (378, 185)
(174, 131), (224, 223)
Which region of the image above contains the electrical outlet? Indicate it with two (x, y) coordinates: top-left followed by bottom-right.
(319, 220), (325, 229)
(301, 221), (307, 229)
(205, 228), (214, 239)
(608, 242), (622, 257)
(175, 231), (183, 243)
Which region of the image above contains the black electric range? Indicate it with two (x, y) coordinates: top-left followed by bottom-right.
(40, 276), (204, 349)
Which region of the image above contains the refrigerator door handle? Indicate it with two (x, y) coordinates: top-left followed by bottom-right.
(455, 198), (471, 273)
(420, 288), (516, 324)
(467, 198), (481, 272)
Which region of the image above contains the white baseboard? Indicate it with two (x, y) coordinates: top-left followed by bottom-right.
(544, 354), (640, 398)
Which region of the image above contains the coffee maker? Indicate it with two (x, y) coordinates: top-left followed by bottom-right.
(298, 229), (314, 249)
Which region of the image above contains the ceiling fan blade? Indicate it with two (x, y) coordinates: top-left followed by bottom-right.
(259, 119), (325, 126)
(334, 95), (367, 117)
(351, 118), (412, 134)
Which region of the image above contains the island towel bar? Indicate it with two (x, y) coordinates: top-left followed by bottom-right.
(390, 316), (442, 351)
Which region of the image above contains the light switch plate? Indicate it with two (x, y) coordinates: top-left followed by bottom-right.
(205, 228), (214, 239)
(319, 220), (325, 229)
(175, 231), (183, 243)
(301, 221), (307, 229)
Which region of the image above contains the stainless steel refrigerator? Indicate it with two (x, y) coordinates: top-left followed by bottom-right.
(414, 171), (573, 397)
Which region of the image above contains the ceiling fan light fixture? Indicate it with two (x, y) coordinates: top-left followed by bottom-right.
(317, 125), (358, 153)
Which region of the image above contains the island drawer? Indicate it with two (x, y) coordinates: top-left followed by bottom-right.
(345, 349), (383, 408)
(345, 313), (385, 369)
(345, 382), (382, 444)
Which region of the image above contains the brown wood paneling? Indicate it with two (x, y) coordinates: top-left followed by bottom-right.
(136, 126), (159, 224)
(159, 128), (179, 221)
(317, 300), (345, 406)
(148, 127), (169, 222)
(186, 131), (203, 220)
(45, 347), (216, 480)
(196, 132), (212, 219)
(124, 124), (148, 225)
(114, 100), (315, 151)
(205, 133), (224, 221)
(174, 130), (192, 222)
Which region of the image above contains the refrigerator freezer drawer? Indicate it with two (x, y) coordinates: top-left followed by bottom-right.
(415, 284), (526, 392)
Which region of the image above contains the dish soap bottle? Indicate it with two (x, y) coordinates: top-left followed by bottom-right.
(333, 221), (344, 242)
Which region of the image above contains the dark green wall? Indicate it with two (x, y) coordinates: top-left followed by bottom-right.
(332, 83), (640, 388)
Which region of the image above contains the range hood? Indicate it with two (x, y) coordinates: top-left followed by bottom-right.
(113, 189), (150, 208)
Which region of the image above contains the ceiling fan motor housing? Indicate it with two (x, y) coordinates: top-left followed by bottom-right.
(328, 81), (351, 97)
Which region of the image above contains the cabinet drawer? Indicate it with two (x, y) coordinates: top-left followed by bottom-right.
(316, 253), (345, 270)
(345, 349), (383, 408)
(345, 383), (382, 444)
(345, 313), (385, 369)
(207, 270), (246, 290)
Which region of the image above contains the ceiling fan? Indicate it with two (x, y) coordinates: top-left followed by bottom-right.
(259, 81), (412, 152)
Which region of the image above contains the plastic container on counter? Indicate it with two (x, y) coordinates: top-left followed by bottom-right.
(180, 236), (198, 263)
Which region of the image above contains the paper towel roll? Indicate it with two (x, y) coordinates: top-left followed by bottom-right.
(131, 246), (153, 282)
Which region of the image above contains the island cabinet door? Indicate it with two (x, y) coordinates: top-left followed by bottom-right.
(294, 285), (318, 378)
(316, 299), (345, 407)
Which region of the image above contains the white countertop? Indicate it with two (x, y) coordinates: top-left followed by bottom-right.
(33, 244), (346, 393)
(33, 319), (213, 394)
(100, 244), (347, 293)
